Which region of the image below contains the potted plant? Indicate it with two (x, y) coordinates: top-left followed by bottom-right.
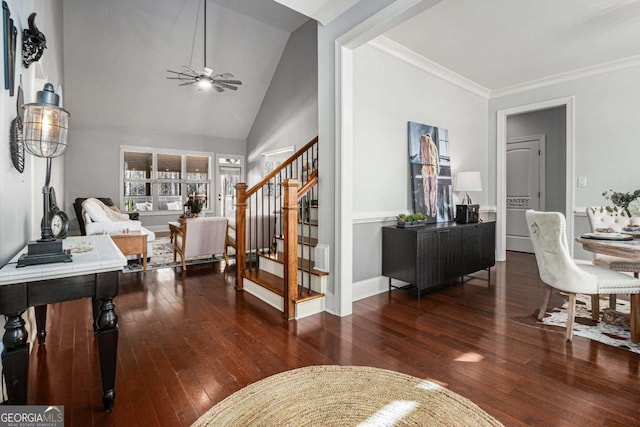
(603, 189), (640, 217)
(183, 195), (206, 217)
(396, 212), (427, 228)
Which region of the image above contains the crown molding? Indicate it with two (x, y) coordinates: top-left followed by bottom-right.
(491, 54), (640, 98)
(368, 36), (640, 100)
(367, 36), (491, 99)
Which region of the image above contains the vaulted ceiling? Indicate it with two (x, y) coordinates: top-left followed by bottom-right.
(63, 0), (640, 142)
(63, 0), (307, 140)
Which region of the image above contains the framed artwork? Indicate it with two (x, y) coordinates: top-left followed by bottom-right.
(408, 121), (454, 223)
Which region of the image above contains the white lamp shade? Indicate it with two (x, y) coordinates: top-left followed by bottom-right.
(454, 171), (482, 192)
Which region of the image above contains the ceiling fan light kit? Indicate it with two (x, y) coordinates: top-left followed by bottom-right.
(167, 0), (241, 93)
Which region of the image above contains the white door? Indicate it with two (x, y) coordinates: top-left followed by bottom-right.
(506, 135), (545, 252)
(218, 166), (241, 219)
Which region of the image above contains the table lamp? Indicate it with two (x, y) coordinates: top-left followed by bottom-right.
(454, 171), (481, 224)
(17, 83), (72, 267)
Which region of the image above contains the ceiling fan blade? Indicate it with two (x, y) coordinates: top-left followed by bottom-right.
(220, 73), (234, 78)
(217, 83), (238, 91)
(211, 79), (242, 85)
(181, 65), (200, 75)
(213, 85), (225, 93)
(167, 69), (197, 78)
(179, 81), (196, 86)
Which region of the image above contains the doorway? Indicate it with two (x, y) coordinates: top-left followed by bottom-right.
(496, 97), (575, 261)
(506, 135), (545, 253)
(216, 155), (244, 219)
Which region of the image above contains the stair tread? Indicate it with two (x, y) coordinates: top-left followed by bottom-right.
(244, 269), (324, 301)
(275, 235), (318, 247)
(258, 252), (329, 277)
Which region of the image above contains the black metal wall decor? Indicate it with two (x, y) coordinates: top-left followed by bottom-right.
(9, 82), (24, 173)
(22, 13), (46, 68)
(9, 16), (15, 95)
(2, 1), (16, 95)
(2, 1), (9, 90)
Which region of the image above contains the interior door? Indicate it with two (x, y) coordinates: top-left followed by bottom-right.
(218, 166), (241, 219)
(506, 136), (545, 252)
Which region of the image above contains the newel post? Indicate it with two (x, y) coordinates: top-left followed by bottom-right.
(235, 182), (247, 290)
(283, 179), (299, 319)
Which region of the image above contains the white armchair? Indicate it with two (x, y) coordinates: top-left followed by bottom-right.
(526, 210), (640, 341)
(169, 217), (228, 271)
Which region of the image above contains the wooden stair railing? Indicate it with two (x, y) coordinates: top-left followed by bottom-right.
(234, 137), (319, 316)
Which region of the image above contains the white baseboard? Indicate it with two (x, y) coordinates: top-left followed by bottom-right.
(352, 276), (404, 302)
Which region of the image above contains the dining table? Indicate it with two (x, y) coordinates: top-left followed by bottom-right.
(576, 235), (640, 343)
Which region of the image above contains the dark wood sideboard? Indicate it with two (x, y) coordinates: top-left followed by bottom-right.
(382, 221), (496, 295)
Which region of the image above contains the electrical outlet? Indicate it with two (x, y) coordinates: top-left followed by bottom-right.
(577, 176), (587, 187)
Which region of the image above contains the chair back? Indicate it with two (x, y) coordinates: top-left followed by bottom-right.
(525, 210), (597, 293)
(182, 217), (228, 258)
(586, 206), (630, 233)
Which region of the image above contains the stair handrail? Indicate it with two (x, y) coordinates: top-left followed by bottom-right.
(234, 137), (318, 301)
(245, 136), (318, 199)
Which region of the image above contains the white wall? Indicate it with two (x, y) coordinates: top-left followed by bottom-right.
(0, 0), (64, 358)
(507, 106), (566, 213)
(0, 0), (65, 264)
(245, 19), (318, 186)
(352, 43), (488, 283)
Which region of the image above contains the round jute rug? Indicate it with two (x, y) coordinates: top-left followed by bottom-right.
(192, 365), (503, 426)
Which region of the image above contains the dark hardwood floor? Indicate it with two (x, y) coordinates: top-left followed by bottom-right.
(21, 252), (640, 426)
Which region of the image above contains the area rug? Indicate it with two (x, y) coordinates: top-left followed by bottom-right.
(512, 293), (640, 354)
(122, 237), (224, 272)
(192, 365), (503, 427)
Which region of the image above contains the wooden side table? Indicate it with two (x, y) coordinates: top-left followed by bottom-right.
(110, 232), (148, 271)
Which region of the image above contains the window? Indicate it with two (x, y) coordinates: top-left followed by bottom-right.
(121, 147), (213, 213)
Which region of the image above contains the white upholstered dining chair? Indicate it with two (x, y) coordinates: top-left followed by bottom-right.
(586, 206), (640, 310)
(525, 210), (640, 341)
(586, 206), (640, 277)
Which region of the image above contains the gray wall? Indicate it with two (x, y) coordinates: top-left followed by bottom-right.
(488, 65), (640, 208)
(488, 64), (640, 256)
(246, 19), (318, 186)
(352, 44), (488, 283)
(0, 0), (65, 263)
(506, 106), (566, 213)
(66, 126), (245, 230)
(317, 0), (396, 310)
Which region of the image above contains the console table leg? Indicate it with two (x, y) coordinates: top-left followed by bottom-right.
(2, 313), (29, 404)
(96, 298), (118, 412)
(91, 298), (100, 332)
(35, 305), (47, 343)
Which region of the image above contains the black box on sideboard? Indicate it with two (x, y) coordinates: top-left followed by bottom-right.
(455, 204), (479, 224)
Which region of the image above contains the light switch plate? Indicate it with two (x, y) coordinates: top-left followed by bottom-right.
(577, 176), (587, 187)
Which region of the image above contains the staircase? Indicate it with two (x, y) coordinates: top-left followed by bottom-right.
(233, 137), (327, 319)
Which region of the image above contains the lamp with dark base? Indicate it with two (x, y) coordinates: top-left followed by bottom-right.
(17, 83), (72, 267)
(454, 171), (482, 224)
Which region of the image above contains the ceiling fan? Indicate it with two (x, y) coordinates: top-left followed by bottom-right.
(166, 0), (242, 92)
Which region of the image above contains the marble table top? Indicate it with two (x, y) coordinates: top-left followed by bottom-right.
(0, 235), (127, 285)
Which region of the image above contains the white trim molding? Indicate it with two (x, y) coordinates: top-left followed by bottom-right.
(352, 276), (390, 302)
(496, 96), (575, 261)
(491, 54), (640, 98)
(333, 0), (435, 317)
(368, 36), (491, 99)
(352, 206), (496, 224)
(366, 37), (640, 100)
